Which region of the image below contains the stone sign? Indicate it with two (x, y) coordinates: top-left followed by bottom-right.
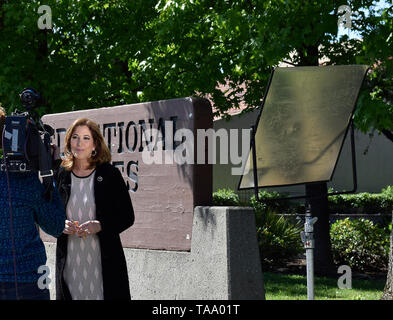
(41, 97), (212, 251)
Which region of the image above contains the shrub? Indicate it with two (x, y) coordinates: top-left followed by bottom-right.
(330, 218), (390, 272)
(328, 187), (393, 214)
(212, 188), (240, 206)
(250, 190), (297, 215)
(253, 207), (303, 268)
(381, 186), (393, 212)
(382, 185), (393, 198)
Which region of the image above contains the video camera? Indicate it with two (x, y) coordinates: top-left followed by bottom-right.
(0, 88), (55, 200)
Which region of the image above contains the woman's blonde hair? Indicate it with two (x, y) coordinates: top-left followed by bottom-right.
(62, 118), (111, 171)
(0, 106), (5, 118)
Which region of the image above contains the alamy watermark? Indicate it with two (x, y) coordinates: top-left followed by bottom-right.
(37, 265), (51, 290)
(337, 265), (352, 289)
(337, 4), (352, 30)
(37, 5), (52, 30)
(140, 122), (251, 175)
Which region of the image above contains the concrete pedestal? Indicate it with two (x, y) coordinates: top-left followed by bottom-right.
(45, 206), (265, 300)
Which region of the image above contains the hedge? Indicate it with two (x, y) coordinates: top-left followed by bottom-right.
(213, 186), (393, 215)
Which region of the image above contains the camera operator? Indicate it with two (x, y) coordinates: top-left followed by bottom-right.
(0, 106), (66, 300)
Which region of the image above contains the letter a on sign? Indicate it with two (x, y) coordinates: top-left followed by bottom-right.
(337, 265), (352, 289)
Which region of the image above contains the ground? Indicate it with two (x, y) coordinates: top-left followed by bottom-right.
(263, 254), (387, 281)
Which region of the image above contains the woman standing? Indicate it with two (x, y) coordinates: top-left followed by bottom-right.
(55, 118), (134, 300)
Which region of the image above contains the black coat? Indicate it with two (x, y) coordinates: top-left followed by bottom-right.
(55, 162), (135, 300)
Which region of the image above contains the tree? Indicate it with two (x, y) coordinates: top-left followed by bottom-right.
(353, 4), (393, 143)
(0, 0), (159, 113)
(2, 1), (390, 123)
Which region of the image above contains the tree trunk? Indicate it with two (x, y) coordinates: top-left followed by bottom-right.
(298, 45), (319, 66)
(381, 212), (393, 300)
(305, 182), (336, 277)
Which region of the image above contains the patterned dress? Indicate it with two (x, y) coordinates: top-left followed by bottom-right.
(63, 170), (104, 300)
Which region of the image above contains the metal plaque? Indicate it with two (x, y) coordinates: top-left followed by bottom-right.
(239, 65), (368, 189)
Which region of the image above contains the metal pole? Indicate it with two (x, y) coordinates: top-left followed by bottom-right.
(251, 125), (259, 202)
(301, 202), (318, 300)
(306, 241), (314, 299)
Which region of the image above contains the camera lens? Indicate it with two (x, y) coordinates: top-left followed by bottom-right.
(20, 88), (40, 110)
(22, 92), (32, 102)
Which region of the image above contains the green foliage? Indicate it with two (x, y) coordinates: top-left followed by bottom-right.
(382, 185), (393, 199)
(253, 208), (303, 267)
(1, 0), (392, 132)
(250, 190), (303, 266)
(250, 190), (298, 215)
(354, 4), (393, 136)
(245, 187), (393, 216)
(330, 218), (390, 272)
(0, 0), (159, 115)
(264, 272), (386, 300)
(328, 189), (393, 214)
(212, 188), (240, 206)
(214, 187), (393, 270)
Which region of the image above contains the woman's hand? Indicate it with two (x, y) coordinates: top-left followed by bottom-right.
(77, 220), (102, 238)
(63, 220), (79, 235)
